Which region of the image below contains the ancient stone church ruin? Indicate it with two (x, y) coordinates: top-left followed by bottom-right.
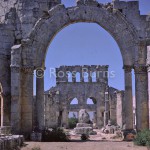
(0, 0), (149, 140)
(42, 65), (126, 129)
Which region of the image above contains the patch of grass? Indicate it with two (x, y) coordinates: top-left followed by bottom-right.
(68, 117), (78, 129)
(134, 129), (150, 146)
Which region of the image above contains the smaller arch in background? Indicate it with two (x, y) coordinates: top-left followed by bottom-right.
(67, 71), (72, 82)
(87, 97), (97, 104)
(68, 112), (78, 119)
(92, 72), (96, 82)
(76, 72), (80, 82)
(70, 98), (79, 104)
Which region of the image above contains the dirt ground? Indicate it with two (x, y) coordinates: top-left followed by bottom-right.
(21, 141), (147, 150)
(21, 130), (147, 150)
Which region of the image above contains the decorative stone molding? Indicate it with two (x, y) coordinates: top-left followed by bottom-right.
(10, 66), (20, 73)
(123, 65), (133, 73)
(21, 67), (34, 74)
(134, 65), (147, 74)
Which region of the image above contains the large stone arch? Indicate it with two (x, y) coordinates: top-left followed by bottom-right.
(10, 3), (149, 135)
(22, 4), (139, 67)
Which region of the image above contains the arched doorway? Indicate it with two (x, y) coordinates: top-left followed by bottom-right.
(10, 2), (149, 134)
(86, 98), (97, 126)
(68, 98), (79, 129)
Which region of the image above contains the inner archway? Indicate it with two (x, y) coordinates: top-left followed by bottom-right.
(40, 21), (133, 130)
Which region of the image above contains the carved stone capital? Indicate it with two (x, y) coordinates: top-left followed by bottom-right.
(21, 66), (34, 74)
(134, 65), (147, 74)
(123, 65), (132, 73)
(10, 66), (20, 73)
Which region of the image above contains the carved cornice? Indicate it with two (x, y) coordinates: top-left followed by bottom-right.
(10, 66), (20, 73)
(11, 66), (34, 74)
(134, 65), (147, 74)
(123, 65), (133, 73)
(21, 67), (34, 74)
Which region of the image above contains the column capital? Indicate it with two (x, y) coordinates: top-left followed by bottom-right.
(134, 65), (147, 74)
(123, 65), (133, 72)
(10, 66), (20, 73)
(21, 66), (34, 74)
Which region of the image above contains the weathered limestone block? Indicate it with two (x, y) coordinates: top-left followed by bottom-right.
(123, 65), (133, 130)
(74, 126), (93, 135)
(116, 91), (125, 128)
(78, 109), (90, 123)
(0, 135), (24, 150)
(74, 109), (96, 135)
(0, 126), (11, 135)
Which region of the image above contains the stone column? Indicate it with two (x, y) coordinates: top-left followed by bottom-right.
(62, 106), (68, 128)
(88, 69), (92, 82)
(123, 65), (133, 130)
(21, 67), (34, 135)
(80, 67), (84, 82)
(104, 90), (109, 126)
(134, 65), (149, 131)
(36, 68), (45, 130)
(80, 72), (84, 82)
(147, 46), (150, 129)
(93, 112), (97, 124)
(72, 72), (76, 83)
(11, 66), (21, 134)
(97, 92), (105, 128)
(11, 45), (22, 134)
(116, 91), (125, 128)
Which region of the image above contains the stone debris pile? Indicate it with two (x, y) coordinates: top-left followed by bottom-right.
(0, 135), (24, 150)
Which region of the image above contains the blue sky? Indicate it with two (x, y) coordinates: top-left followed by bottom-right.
(34, 0), (150, 96)
(61, 0), (150, 15)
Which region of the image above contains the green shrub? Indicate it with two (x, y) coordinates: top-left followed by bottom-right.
(42, 128), (70, 142)
(81, 134), (89, 141)
(134, 129), (150, 146)
(68, 117), (78, 129)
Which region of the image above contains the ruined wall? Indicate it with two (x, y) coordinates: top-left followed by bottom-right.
(116, 91), (126, 128)
(0, 0), (60, 128)
(0, 0), (150, 133)
(0, 12), (16, 125)
(56, 65), (109, 84)
(109, 87), (118, 125)
(43, 65), (123, 128)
